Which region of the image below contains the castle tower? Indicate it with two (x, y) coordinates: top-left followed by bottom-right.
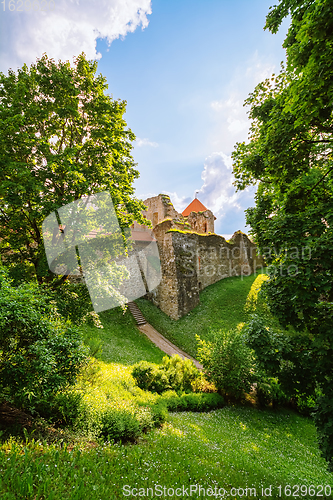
(182, 198), (216, 234)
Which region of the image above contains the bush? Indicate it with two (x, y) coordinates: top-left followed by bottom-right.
(132, 355), (201, 394)
(196, 328), (255, 400)
(244, 314), (317, 400)
(244, 274), (270, 314)
(159, 390), (224, 412)
(256, 376), (289, 408)
(36, 390), (83, 425)
(0, 268), (89, 412)
(313, 386), (333, 470)
(295, 390), (318, 416)
(100, 402), (142, 442)
(149, 400), (168, 426)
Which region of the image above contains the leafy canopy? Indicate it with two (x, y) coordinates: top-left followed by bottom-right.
(0, 53), (147, 284)
(232, 0), (333, 467)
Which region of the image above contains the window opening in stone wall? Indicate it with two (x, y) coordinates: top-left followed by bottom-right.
(204, 222), (207, 232)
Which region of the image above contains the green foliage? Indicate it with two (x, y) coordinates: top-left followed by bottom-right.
(132, 355), (201, 394)
(48, 281), (93, 325)
(256, 376), (289, 408)
(244, 273), (269, 313)
(314, 386), (333, 470)
(159, 390), (224, 412)
(136, 271), (266, 358)
(196, 329), (255, 399)
(100, 402), (152, 442)
(244, 315), (316, 400)
(1, 407), (332, 499)
(0, 52), (147, 284)
(38, 390), (84, 426)
(81, 311), (104, 329)
(232, 0), (333, 468)
(0, 268), (89, 411)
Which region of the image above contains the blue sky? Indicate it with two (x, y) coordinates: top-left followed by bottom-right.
(1, 0), (289, 237)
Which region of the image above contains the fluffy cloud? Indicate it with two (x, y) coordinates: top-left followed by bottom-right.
(137, 153), (256, 235)
(211, 96), (248, 135)
(0, 0), (152, 73)
(135, 138), (159, 148)
(209, 51), (276, 153)
(196, 152), (256, 235)
(137, 190), (191, 214)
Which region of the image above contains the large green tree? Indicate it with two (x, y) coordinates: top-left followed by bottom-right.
(232, 0), (333, 467)
(0, 53), (147, 285)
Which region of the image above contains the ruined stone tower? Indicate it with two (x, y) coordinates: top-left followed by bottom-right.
(132, 194), (264, 320)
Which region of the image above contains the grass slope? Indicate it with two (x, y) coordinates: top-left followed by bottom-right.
(80, 306), (165, 365)
(1, 408), (332, 499)
(136, 271), (264, 357)
(2, 271), (333, 499)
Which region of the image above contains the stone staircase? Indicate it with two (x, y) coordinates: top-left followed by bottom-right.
(127, 301), (147, 326)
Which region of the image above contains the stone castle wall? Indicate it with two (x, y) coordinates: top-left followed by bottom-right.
(148, 221), (264, 320)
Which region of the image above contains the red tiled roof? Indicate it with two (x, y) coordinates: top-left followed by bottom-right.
(182, 198), (208, 216)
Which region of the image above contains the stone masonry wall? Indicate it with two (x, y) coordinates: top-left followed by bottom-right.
(149, 227), (265, 319)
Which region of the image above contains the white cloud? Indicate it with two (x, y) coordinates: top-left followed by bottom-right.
(209, 52), (276, 153)
(135, 137), (159, 148)
(196, 152), (256, 234)
(160, 191), (191, 213)
(196, 152), (238, 214)
(137, 191), (191, 214)
(210, 96), (249, 134)
(0, 0), (152, 73)
(245, 50), (276, 83)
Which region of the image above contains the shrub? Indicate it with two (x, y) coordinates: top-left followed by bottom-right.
(244, 314), (317, 400)
(132, 355), (201, 394)
(244, 273), (269, 313)
(296, 390), (318, 416)
(162, 355), (200, 393)
(256, 376), (289, 408)
(37, 390), (83, 425)
(0, 268), (89, 412)
(149, 401), (168, 426)
(159, 390), (224, 412)
(313, 386), (333, 470)
(100, 402), (142, 442)
(196, 328), (255, 400)
(132, 361), (169, 393)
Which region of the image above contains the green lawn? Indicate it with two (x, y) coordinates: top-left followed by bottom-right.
(1, 407), (332, 499)
(136, 270), (265, 357)
(80, 305), (165, 365)
(1, 270), (333, 499)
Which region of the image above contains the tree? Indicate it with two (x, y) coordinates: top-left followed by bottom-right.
(232, 0), (333, 467)
(0, 266), (89, 412)
(0, 53), (147, 285)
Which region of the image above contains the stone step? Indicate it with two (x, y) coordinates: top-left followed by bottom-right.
(127, 301), (147, 325)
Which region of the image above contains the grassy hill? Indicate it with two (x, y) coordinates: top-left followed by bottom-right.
(136, 271), (265, 358)
(1, 271), (333, 499)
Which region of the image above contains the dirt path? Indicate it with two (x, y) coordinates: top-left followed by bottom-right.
(138, 323), (203, 370)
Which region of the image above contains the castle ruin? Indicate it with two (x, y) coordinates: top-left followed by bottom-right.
(131, 194), (264, 320)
